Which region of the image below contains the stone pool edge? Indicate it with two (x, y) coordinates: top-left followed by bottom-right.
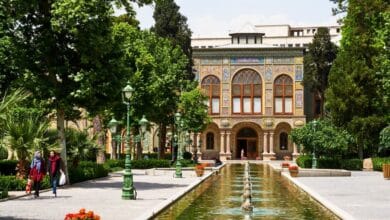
(268, 163), (354, 220)
(140, 164), (226, 220)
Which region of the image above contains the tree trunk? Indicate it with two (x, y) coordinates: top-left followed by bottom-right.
(137, 141), (142, 160)
(57, 108), (69, 184)
(159, 123), (166, 159)
(6, 148), (13, 160)
(93, 115), (105, 164)
(111, 137), (117, 160)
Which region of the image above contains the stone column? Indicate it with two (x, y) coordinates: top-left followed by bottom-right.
(292, 143), (300, 160)
(219, 131), (226, 161)
(263, 132), (268, 154)
(197, 132), (202, 160)
(226, 131), (231, 158)
(269, 132), (275, 155)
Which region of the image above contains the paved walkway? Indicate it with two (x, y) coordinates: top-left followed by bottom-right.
(278, 165), (390, 220)
(0, 169), (212, 220)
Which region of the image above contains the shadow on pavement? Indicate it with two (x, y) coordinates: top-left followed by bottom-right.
(74, 180), (188, 190)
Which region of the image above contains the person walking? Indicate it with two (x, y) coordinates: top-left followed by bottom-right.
(47, 150), (62, 197)
(30, 151), (45, 198)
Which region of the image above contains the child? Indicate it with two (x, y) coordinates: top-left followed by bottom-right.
(25, 178), (33, 194)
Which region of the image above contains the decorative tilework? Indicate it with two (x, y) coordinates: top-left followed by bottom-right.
(273, 57), (294, 64)
(273, 65), (294, 74)
(265, 90), (273, 107)
(295, 65), (303, 81)
(201, 66), (222, 77)
(223, 93), (230, 106)
(295, 90), (303, 108)
(266, 57), (273, 64)
(222, 107), (229, 115)
(265, 67), (272, 81)
(222, 84), (230, 91)
(231, 57), (265, 64)
(200, 58), (222, 65)
(294, 57), (303, 64)
(223, 58), (229, 64)
(265, 107), (272, 115)
(222, 67), (230, 82)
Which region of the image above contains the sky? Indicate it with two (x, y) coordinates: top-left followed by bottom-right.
(125, 0), (342, 37)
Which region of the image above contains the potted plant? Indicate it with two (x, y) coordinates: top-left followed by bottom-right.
(288, 165), (299, 177)
(195, 163), (205, 177)
(281, 162), (290, 168)
(383, 164), (390, 179)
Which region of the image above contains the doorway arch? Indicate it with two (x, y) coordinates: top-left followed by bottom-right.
(236, 127), (258, 159)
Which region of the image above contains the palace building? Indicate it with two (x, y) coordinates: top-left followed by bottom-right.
(190, 24), (341, 161)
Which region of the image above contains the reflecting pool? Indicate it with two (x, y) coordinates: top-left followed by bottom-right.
(154, 164), (338, 220)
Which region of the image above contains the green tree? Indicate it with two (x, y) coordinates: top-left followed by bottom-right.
(290, 120), (352, 158)
(152, 0), (193, 80)
(303, 27), (338, 117)
(7, 0), (152, 181)
(326, 0), (390, 159)
(179, 88), (210, 133)
(2, 108), (51, 178)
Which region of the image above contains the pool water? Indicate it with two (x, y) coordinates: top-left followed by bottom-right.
(154, 164), (338, 220)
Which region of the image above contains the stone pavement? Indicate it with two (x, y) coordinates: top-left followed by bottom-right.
(280, 167), (390, 220)
(0, 169), (212, 220)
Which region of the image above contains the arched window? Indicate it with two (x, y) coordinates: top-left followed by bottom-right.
(206, 132), (214, 150)
(201, 75), (220, 114)
(274, 75), (293, 114)
(279, 132), (288, 150)
(232, 69), (262, 114)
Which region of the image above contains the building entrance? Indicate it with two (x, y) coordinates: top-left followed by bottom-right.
(236, 127), (258, 160)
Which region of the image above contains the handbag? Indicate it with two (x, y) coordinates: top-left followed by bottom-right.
(59, 170), (66, 186)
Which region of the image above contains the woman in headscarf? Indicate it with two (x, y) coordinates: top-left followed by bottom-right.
(30, 151), (45, 198)
(47, 150), (62, 197)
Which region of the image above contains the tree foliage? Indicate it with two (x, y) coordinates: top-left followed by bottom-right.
(178, 88), (210, 133)
(152, 0), (193, 80)
(290, 120), (352, 158)
(303, 27), (338, 117)
(325, 0), (390, 158)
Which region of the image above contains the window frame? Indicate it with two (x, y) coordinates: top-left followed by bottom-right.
(274, 75), (294, 115)
(201, 75), (220, 115)
(231, 69), (262, 115)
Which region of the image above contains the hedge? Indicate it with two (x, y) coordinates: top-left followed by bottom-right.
(372, 157), (390, 171)
(104, 159), (195, 170)
(296, 155), (363, 170)
(69, 161), (108, 184)
(0, 175), (50, 191)
(0, 160), (18, 176)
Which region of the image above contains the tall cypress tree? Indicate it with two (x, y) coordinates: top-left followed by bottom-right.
(152, 0), (193, 80)
(326, 0), (389, 158)
(303, 27), (338, 118)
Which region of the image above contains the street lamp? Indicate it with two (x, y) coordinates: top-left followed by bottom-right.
(139, 115), (149, 153)
(174, 112), (182, 178)
(312, 120), (318, 169)
(108, 117), (119, 159)
(122, 81), (136, 200)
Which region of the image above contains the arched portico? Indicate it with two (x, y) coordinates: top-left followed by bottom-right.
(231, 122), (263, 160)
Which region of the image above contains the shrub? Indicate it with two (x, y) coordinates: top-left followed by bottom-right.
(0, 175), (50, 191)
(69, 161), (108, 184)
(131, 159), (171, 169)
(372, 157), (390, 171)
(0, 160), (18, 176)
(182, 151), (192, 160)
(0, 147), (8, 160)
(296, 155), (312, 168)
(318, 158), (341, 169)
(340, 159), (363, 170)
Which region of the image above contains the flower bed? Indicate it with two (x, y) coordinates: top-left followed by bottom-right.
(65, 208), (100, 220)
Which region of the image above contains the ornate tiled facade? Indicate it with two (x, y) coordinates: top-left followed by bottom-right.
(192, 34), (305, 161)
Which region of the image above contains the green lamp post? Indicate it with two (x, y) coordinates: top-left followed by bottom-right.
(108, 117), (119, 159)
(312, 120), (318, 169)
(175, 112), (182, 178)
(139, 115), (149, 153)
(122, 81), (136, 200)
